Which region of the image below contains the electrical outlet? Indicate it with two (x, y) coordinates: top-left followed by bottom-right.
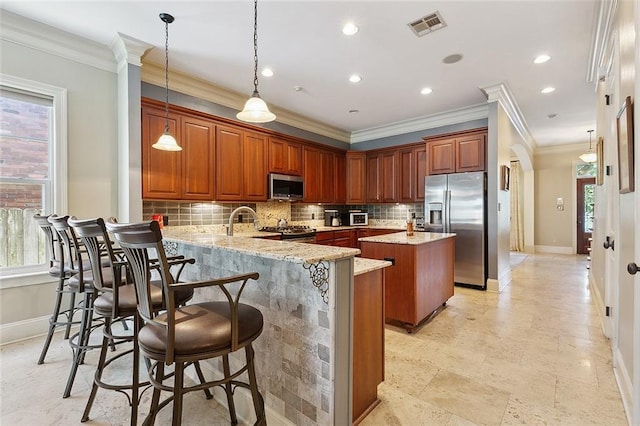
(311, 213), (315, 219)
(237, 214), (243, 222)
(163, 216), (169, 226)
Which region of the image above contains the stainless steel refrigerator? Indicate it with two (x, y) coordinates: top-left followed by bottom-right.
(424, 171), (486, 289)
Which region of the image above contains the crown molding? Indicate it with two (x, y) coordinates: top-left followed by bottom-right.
(587, 0), (617, 83)
(141, 61), (351, 143)
(350, 103), (489, 144)
(110, 33), (152, 71)
(0, 9), (116, 73)
(481, 83), (536, 153)
(535, 142), (586, 155)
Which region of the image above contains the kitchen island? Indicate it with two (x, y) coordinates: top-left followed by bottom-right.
(161, 228), (389, 425)
(359, 232), (456, 332)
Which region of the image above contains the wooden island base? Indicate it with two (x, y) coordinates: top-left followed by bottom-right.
(360, 232), (455, 332)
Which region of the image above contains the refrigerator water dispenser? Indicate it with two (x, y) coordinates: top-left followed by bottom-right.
(428, 202), (443, 226)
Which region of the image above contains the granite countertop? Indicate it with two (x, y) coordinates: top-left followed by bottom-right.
(358, 231), (456, 245)
(353, 258), (392, 276)
(162, 229), (360, 264)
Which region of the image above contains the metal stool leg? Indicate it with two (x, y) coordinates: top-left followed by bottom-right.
(37, 278), (65, 364)
(223, 355), (238, 425)
(246, 345), (266, 425)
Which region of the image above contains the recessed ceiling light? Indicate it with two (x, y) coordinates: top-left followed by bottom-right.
(349, 74), (362, 83)
(349, 109), (359, 113)
(534, 54), (551, 64)
(547, 113), (557, 119)
(342, 22), (359, 36)
(261, 68), (274, 77)
(421, 87), (433, 95)
(442, 54), (463, 64)
(541, 87), (555, 94)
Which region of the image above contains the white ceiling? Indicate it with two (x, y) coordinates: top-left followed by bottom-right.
(1, 1), (599, 147)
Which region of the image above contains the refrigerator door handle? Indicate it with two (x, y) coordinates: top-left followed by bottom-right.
(444, 190), (451, 233)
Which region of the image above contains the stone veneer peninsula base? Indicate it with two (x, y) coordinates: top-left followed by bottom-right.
(359, 232), (456, 333)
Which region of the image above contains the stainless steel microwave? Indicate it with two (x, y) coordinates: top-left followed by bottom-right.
(269, 173), (304, 201)
(349, 212), (368, 226)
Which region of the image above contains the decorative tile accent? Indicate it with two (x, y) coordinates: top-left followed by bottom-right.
(303, 261), (330, 303)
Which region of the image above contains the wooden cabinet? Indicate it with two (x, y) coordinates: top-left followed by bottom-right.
(346, 152), (367, 204)
(367, 152), (397, 203)
(334, 153), (347, 204)
(142, 104), (215, 201)
(426, 131), (486, 175)
(268, 137), (302, 176)
(303, 146), (335, 203)
(415, 145), (427, 201)
(332, 230), (353, 247)
(215, 124), (267, 201)
(360, 236), (455, 332)
(398, 145), (427, 202)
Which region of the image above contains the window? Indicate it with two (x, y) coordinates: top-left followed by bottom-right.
(0, 75), (67, 276)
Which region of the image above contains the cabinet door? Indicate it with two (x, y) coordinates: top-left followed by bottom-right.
(346, 152), (367, 204)
(318, 150), (335, 203)
(286, 142), (303, 176)
(268, 137), (287, 174)
(398, 148), (415, 202)
(366, 154), (381, 203)
(142, 106), (182, 199)
(427, 139), (455, 175)
(414, 145), (427, 201)
(334, 153), (347, 204)
(182, 116), (215, 200)
(215, 125), (243, 200)
(381, 151), (397, 202)
(303, 147), (319, 202)
(456, 134), (486, 172)
(243, 132), (268, 201)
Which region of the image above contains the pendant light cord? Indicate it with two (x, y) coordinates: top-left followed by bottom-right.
(164, 18), (170, 132)
(252, 0), (259, 96)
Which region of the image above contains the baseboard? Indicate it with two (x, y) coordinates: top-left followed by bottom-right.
(189, 361), (294, 426)
(612, 347), (634, 425)
(486, 268), (511, 293)
(534, 245), (573, 254)
(0, 315), (50, 346)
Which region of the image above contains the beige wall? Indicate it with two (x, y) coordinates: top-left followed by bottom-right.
(0, 39), (118, 339)
(533, 147), (584, 250)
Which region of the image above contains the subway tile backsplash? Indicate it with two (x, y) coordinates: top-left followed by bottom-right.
(144, 201), (424, 227)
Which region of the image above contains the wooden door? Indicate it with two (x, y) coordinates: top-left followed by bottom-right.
(141, 106), (182, 199)
(318, 150), (335, 202)
(181, 116), (215, 200)
(577, 177), (595, 254)
(427, 139), (455, 175)
(398, 148), (415, 202)
(366, 154), (381, 202)
(215, 125), (243, 200)
(346, 152), (367, 204)
(243, 132), (268, 201)
(303, 147), (319, 202)
(268, 137), (287, 174)
(286, 142), (303, 176)
(456, 134), (486, 172)
(381, 151), (397, 202)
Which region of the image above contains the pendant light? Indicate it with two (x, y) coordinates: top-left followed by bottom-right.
(236, 0), (276, 123)
(579, 129), (597, 163)
(152, 13), (182, 151)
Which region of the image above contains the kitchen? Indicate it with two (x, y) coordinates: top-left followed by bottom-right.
(1, 1), (638, 425)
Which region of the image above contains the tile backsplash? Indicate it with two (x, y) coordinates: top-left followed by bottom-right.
(143, 201), (424, 227)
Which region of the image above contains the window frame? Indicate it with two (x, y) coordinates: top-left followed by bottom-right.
(0, 74), (67, 281)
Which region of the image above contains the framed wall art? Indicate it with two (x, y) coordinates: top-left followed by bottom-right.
(616, 96), (634, 193)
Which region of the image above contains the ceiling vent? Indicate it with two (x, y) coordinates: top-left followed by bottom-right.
(408, 11), (447, 37)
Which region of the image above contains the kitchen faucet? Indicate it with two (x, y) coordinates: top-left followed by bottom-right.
(227, 206), (260, 236)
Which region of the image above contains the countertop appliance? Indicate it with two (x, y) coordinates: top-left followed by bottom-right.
(345, 211), (368, 226)
(259, 225), (316, 243)
(425, 171), (486, 289)
(324, 209), (340, 227)
(269, 173), (304, 201)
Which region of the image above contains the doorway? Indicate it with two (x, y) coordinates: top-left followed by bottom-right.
(576, 177), (595, 254)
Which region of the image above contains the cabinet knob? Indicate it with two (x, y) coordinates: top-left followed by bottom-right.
(603, 236), (615, 250)
(627, 262), (639, 275)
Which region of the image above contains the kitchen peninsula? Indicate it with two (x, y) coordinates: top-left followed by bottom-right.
(161, 228), (389, 425)
(359, 232), (456, 332)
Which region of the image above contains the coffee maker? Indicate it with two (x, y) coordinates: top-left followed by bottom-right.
(324, 209), (340, 227)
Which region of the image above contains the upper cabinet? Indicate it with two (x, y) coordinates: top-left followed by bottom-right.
(426, 130), (486, 175)
(268, 137), (302, 176)
(334, 153), (347, 204)
(303, 146), (336, 203)
(366, 151), (398, 203)
(142, 103), (215, 201)
(216, 125), (268, 201)
(346, 151), (367, 204)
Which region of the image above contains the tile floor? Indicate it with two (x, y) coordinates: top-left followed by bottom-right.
(0, 253), (629, 425)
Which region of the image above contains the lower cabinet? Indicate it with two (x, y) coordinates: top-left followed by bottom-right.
(353, 267), (384, 423)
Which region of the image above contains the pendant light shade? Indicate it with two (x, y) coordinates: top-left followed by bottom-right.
(152, 12), (182, 152)
(579, 129), (596, 163)
(237, 0), (276, 123)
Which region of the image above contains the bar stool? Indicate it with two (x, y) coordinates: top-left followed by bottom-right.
(106, 219), (266, 426)
(34, 214), (86, 365)
(70, 217), (199, 425)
